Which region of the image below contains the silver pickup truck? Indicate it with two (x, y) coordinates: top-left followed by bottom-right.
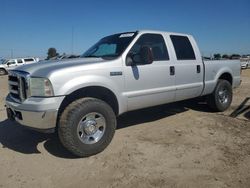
(5, 30), (241, 157)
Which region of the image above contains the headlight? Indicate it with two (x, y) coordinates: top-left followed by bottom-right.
(29, 77), (54, 97)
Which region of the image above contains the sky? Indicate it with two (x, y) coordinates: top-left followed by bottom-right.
(0, 0), (249, 59)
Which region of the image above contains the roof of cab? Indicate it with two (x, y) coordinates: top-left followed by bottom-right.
(137, 30), (192, 37)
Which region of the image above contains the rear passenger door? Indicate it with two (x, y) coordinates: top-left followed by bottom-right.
(124, 33), (176, 111)
(170, 35), (204, 101)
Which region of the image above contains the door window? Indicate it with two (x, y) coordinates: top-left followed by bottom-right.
(170, 35), (196, 60)
(7, 60), (16, 65)
(128, 34), (169, 64)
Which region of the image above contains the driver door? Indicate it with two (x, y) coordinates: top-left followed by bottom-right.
(123, 33), (176, 111)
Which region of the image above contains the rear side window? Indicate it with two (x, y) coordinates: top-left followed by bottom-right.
(170, 35), (196, 60)
(24, 58), (34, 62)
(129, 34), (169, 61)
(17, 59), (23, 64)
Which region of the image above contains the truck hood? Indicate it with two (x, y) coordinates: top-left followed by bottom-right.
(13, 57), (108, 77)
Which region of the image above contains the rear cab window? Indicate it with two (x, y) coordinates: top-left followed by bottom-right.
(17, 59), (23, 64)
(24, 58), (35, 63)
(170, 35), (196, 60)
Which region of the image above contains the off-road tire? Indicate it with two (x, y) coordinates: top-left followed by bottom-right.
(58, 97), (116, 157)
(207, 79), (232, 112)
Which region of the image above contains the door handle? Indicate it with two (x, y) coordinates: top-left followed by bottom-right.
(197, 65), (201, 73)
(170, 66), (175, 75)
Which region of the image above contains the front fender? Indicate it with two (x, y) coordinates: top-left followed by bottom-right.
(58, 75), (120, 95)
(53, 74), (127, 115)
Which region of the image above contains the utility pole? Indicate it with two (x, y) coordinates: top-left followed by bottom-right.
(11, 49), (13, 58)
(71, 27), (74, 54)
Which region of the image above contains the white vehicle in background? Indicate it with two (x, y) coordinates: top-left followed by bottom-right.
(0, 57), (39, 75)
(240, 59), (249, 69)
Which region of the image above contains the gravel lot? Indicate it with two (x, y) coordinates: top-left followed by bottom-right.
(0, 70), (250, 188)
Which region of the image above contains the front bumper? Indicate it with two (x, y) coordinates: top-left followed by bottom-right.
(5, 94), (65, 132)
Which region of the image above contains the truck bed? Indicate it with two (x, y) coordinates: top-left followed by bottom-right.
(202, 60), (241, 96)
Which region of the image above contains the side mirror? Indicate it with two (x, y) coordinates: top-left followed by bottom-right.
(126, 53), (135, 66)
(7, 62), (10, 66)
(126, 46), (153, 66)
(126, 53), (141, 66)
(140, 46), (153, 65)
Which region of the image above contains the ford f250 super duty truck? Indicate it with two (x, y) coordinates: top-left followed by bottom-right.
(5, 30), (241, 157)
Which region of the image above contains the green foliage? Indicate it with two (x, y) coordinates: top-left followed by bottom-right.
(222, 54), (230, 59)
(47, 48), (59, 60)
(214, 53), (221, 60)
(230, 54), (241, 59)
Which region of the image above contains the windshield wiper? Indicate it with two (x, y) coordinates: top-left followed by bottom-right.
(83, 55), (100, 58)
(100, 54), (119, 59)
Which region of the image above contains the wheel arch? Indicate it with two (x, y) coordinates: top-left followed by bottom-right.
(218, 72), (233, 85)
(0, 67), (7, 75)
(58, 86), (120, 118)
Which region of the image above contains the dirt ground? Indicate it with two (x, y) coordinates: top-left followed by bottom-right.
(0, 70), (250, 188)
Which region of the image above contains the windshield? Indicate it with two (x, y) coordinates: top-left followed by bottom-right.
(0, 59), (6, 64)
(82, 32), (137, 59)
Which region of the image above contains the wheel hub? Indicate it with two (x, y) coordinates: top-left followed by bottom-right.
(77, 112), (106, 144)
(218, 89), (228, 104)
(83, 120), (97, 135)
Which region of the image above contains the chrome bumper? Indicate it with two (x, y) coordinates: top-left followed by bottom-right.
(6, 105), (58, 131)
(5, 94), (65, 132)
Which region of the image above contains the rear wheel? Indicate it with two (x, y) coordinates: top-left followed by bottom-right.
(207, 79), (232, 112)
(58, 97), (116, 157)
(0, 69), (7, 76)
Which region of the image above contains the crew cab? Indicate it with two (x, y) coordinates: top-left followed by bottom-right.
(5, 30), (241, 157)
(0, 57), (39, 75)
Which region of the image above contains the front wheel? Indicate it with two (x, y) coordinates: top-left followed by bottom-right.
(207, 79), (232, 112)
(0, 69), (7, 76)
(58, 97), (116, 157)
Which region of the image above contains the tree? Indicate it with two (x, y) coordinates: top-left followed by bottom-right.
(213, 53), (221, 60)
(47, 48), (59, 59)
(222, 54), (229, 59)
(230, 54), (241, 59)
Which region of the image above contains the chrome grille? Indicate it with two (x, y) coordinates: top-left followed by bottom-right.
(8, 71), (29, 102)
